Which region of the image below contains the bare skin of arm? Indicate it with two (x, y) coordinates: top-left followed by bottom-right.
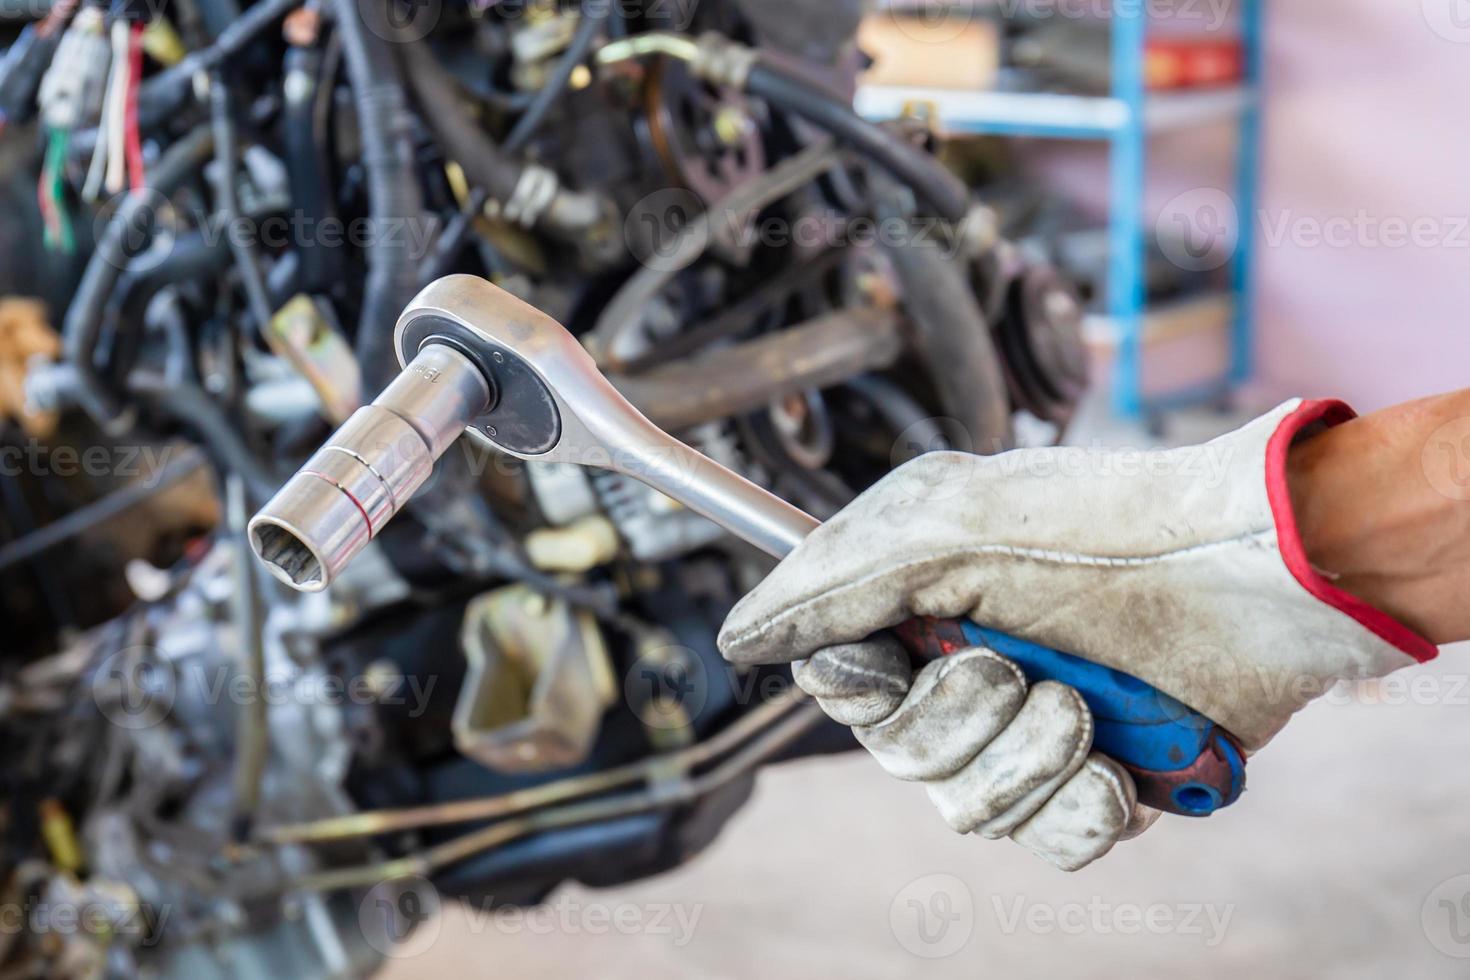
(1289, 389), (1470, 644)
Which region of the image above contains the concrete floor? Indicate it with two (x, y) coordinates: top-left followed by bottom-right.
(380, 645), (1470, 978)
(379, 400), (1470, 977)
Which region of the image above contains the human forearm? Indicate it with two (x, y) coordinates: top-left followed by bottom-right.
(1288, 388), (1470, 644)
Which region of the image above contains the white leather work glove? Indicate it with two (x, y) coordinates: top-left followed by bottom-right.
(718, 400), (1438, 870)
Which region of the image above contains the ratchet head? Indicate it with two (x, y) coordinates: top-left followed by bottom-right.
(396, 275), (819, 557)
(394, 274), (664, 469)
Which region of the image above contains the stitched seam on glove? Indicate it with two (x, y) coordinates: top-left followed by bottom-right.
(728, 529), (1274, 646)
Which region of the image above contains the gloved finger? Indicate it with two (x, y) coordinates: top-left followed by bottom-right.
(1009, 753), (1136, 871)
(925, 681), (1092, 838)
(790, 636), (911, 726)
(1121, 803), (1162, 841)
(717, 453), (990, 666)
(851, 647), (1027, 781)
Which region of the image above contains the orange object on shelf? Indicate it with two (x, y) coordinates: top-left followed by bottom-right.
(1145, 39), (1243, 90)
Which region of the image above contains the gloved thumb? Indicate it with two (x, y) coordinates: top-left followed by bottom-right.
(789, 637), (910, 726)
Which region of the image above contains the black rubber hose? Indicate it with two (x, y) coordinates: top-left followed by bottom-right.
(282, 43), (341, 293)
(210, 75), (277, 334)
(876, 178), (1014, 452)
(397, 39), (521, 203)
(333, 0), (428, 396)
(499, 0), (608, 155)
(62, 125), (215, 426)
(744, 61), (971, 225)
(113, 231), (232, 324)
(127, 375), (278, 503)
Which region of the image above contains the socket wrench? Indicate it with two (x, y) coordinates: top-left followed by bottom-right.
(251, 274), (1246, 816)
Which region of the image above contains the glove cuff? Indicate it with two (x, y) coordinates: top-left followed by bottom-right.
(1266, 398), (1438, 663)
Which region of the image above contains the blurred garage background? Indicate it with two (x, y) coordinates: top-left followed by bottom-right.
(4, 0), (1469, 975)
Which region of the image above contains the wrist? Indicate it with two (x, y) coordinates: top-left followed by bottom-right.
(1287, 395), (1470, 644)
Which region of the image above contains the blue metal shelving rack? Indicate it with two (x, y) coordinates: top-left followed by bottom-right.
(856, 1), (1262, 420)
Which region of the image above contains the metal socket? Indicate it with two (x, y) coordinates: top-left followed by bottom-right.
(249, 343), (492, 591)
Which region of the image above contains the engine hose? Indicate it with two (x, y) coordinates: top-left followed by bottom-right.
(112, 231), (232, 326)
(875, 175), (1014, 453)
(398, 38), (613, 249)
(127, 374), (279, 503)
(62, 125), (215, 427)
(333, 0), (427, 396)
(743, 60), (971, 226)
(397, 39), (520, 203)
(282, 42), (341, 293)
(500, 0), (609, 155)
(589, 137), (842, 364)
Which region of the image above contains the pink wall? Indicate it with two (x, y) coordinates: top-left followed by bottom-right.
(1022, 1), (1470, 412)
(1251, 0), (1470, 410)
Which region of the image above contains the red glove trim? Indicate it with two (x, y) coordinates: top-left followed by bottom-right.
(1266, 399), (1439, 663)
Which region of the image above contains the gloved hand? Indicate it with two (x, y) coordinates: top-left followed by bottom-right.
(718, 400), (1437, 870)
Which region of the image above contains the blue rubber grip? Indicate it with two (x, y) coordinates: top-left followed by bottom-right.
(956, 622), (1245, 815)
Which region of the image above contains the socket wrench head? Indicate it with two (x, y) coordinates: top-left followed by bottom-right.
(394, 275), (644, 470)
(249, 342), (492, 591)
(395, 276), (818, 557)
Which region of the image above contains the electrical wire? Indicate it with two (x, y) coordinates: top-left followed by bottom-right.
(36, 135), (57, 242)
(125, 21), (145, 192)
(38, 127), (73, 252)
(81, 36), (113, 202)
(209, 72), (275, 333)
(104, 19), (129, 195)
